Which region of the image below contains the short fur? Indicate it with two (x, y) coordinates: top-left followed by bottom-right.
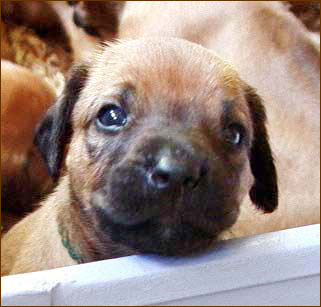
(2, 1), (319, 275)
(1, 60), (55, 216)
(117, 1), (320, 237)
(2, 38), (277, 275)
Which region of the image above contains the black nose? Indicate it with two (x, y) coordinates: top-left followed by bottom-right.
(147, 146), (208, 191)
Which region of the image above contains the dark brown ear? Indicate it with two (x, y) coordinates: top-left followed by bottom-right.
(34, 63), (89, 181)
(73, 1), (125, 37)
(245, 86), (278, 213)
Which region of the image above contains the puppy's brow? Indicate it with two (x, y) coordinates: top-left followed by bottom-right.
(120, 87), (135, 105)
(221, 99), (248, 128)
(222, 99), (236, 118)
(98, 85), (135, 108)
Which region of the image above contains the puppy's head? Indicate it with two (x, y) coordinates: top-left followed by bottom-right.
(35, 38), (278, 256)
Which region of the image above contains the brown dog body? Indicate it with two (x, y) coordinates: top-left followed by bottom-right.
(2, 2), (319, 275)
(2, 38), (278, 275)
(1, 60), (55, 219)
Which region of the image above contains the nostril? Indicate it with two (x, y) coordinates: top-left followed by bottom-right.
(150, 170), (170, 189)
(145, 146), (210, 191)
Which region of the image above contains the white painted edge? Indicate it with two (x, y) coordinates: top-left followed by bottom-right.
(1, 224), (320, 306)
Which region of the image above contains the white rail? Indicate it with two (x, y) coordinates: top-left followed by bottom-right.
(1, 224), (320, 306)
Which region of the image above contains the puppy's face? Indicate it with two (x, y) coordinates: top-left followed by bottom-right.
(35, 38), (278, 256)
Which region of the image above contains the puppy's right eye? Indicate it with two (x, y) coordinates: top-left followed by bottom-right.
(223, 123), (245, 147)
(96, 105), (128, 131)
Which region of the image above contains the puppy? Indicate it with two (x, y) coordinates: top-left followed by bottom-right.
(1, 38), (278, 275)
(48, 1), (102, 62)
(117, 1), (320, 237)
(1, 60), (54, 223)
(60, 1), (319, 237)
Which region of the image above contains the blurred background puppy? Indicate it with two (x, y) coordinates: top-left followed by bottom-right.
(1, 60), (55, 232)
(1, 1), (69, 49)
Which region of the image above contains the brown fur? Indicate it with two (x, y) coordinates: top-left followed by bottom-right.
(1, 20), (14, 61)
(1, 60), (55, 216)
(60, 0), (320, 236)
(1, 1), (60, 32)
(116, 1), (320, 238)
(2, 1), (319, 275)
(48, 1), (106, 62)
(71, 1), (125, 38)
(1, 1), (69, 48)
(2, 38), (278, 275)
(287, 1), (320, 32)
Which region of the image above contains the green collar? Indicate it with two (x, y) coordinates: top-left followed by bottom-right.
(58, 225), (84, 264)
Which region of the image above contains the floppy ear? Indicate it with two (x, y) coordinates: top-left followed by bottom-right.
(245, 86), (278, 213)
(34, 63), (89, 181)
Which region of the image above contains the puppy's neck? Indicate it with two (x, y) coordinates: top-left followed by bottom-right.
(56, 175), (134, 264)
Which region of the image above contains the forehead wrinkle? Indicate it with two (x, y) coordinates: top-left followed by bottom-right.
(124, 58), (220, 114)
(98, 38), (224, 89)
(73, 38), (247, 128)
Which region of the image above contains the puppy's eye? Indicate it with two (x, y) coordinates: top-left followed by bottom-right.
(96, 105), (127, 130)
(224, 124), (244, 146)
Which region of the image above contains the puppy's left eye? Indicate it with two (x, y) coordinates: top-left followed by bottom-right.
(224, 124), (244, 146)
(96, 105), (127, 130)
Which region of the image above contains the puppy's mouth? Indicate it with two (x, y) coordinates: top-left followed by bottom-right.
(92, 204), (217, 256)
(88, 140), (240, 256)
(90, 187), (238, 256)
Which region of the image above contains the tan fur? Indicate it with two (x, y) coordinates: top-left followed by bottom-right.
(1, 177), (76, 276)
(2, 2), (319, 275)
(2, 39), (264, 275)
(117, 1), (320, 237)
(49, 1), (102, 62)
(63, 0), (320, 237)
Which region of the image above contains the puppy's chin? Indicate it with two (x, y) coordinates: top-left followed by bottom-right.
(90, 193), (239, 256)
(92, 205), (219, 256)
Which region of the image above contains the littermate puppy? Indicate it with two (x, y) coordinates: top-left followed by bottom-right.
(1, 60), (55, 218)
(1, 38), (278, 275)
